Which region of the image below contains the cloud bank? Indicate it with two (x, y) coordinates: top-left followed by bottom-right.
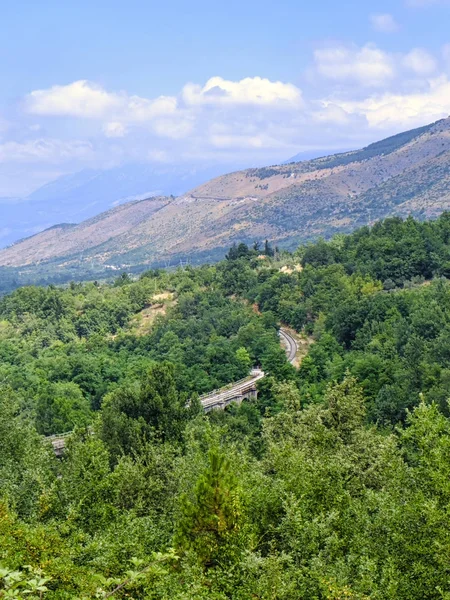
(2, 40), (450, 195)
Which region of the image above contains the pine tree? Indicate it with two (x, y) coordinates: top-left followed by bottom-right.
(174, 448), (242, 568)
(264, 239), (274, 257)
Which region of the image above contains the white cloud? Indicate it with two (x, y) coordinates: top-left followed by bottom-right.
(206, 119), (293, 150)
(17, 61), (450, 153)
(335, 76), (450, 128)
(26, 80), (178, 124)
(151, 116), (194, 139)
(24, 77), (303, 145)
(25, 77), (302, 132)
(313, 44), (395, 87)
(26, 81), (121, 118)
(7, 45), (450, 197)
(312, 103), (352, 125)
(312, 43), (443, 89)
(103, 122), (127, 138)
(210, 133), (265, 149)
(0, 139), (94, 163)
(126, 95), (177, 120)
(182, 76), (302, 107)
(370, 13), (399, 33)
(403, 48), (437, 75)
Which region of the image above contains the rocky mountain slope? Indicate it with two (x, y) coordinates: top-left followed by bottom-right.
(2, 117), (450, 273)
(0, 163), (231, 249)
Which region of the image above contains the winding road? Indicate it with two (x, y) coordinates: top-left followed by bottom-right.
(48, 325), (299, 453)
(279, 327), (298, 364)
(199, 327), (298, 410)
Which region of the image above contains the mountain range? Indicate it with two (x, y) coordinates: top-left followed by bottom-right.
(2, 117), (450, 277)
(0, 162), (237, 249)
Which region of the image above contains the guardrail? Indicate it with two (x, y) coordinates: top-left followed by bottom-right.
(46, 430), (74, 441)
(46, 427), (93, 444)
(198, 369), (264, 401)
(47, 372), (264, 451)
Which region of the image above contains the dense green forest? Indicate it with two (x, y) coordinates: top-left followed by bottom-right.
(3, 215), (450, 598)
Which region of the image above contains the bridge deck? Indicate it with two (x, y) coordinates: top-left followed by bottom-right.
(47, 327), (298, 452)
(200, 369), (265, 410)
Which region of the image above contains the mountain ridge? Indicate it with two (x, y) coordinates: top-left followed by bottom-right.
(0, 163), (237, 249)
(2, 117), (450, 276)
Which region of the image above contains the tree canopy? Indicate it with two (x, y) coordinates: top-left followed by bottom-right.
(2, 216), (450, 598)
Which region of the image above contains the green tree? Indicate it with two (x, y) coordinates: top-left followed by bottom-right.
(0, 386), (55, 519)
(100, 363), (189, 461)
(235, 347), (252, 373)
(35, 382), (91, 435)
(175, 448), (243, 568)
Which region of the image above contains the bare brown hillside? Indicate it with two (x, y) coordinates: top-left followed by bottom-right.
(2, 117), (450, 272)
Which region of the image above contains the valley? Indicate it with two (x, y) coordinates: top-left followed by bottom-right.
(2, 118), (450, 289)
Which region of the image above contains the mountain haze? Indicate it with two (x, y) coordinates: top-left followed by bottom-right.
(0, 163), (232, 248)
(2, 117), (450, 276)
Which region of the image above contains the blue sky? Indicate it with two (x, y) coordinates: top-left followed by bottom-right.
(2, 0), (450, 195)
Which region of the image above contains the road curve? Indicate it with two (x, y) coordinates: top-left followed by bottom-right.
(48, 329), (299, 453)
(279, 327), (298, 364)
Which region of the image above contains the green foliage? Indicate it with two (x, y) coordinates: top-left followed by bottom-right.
(4, 215), (450, 597)
(0, 388), (55, 519)
(100, 363), (190, 460)
(246, 166), (280, 180)
(313, 120), (434, 171)
(36, 382), (91, 435)
(175, 448), (243, 568)
(0, 564), (51, 599)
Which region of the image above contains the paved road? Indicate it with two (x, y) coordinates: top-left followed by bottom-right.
(200, 369), (265, 410)
(279, 328), (298, 364)
(48, 328), (298, 452)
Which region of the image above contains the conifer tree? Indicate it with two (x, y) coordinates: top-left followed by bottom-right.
(175, 448), (242, 568)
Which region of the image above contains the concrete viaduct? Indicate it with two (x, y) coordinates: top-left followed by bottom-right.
(48, 327), (298, 455)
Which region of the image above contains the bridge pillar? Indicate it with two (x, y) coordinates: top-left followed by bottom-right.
(245, 389), (258, 401)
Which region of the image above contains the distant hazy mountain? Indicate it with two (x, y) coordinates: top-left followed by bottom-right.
(3, 118), (450, 276)
(0, 162), (238, 248)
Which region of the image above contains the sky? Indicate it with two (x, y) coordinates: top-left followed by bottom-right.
(2, 0), (450, 196)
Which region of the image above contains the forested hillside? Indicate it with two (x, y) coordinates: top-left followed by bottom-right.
(3, 215), (450, 598)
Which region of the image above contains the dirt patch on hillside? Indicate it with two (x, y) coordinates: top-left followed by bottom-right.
(130, 292), (176, 335)
(279, 264), (303, 274)
(153, 291), (174, 302)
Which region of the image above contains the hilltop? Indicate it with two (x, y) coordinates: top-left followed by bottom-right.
(2, 117), (450, 277)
